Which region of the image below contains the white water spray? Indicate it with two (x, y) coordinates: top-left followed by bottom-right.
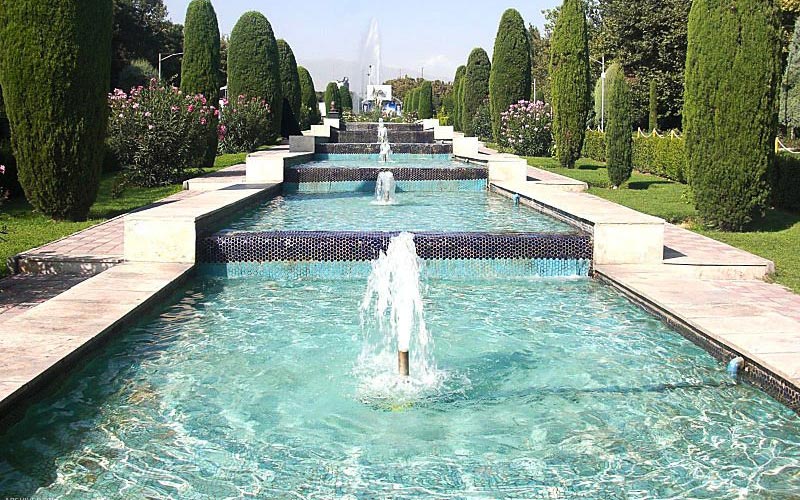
(356, 233), (441, 402)
(377, 118), (392, 163)
(374, 171), (396, 205)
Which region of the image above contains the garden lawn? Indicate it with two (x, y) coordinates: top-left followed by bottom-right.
(0, 152), (248, 276)
(527, 156), (800, 293)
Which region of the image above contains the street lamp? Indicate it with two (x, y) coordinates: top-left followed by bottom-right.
(590, 55), (606, 131)
(158, 52), (184, 82)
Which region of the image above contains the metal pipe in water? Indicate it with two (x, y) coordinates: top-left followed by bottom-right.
(398, 350), (410, 377)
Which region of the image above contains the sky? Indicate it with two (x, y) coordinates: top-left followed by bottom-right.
(163, 0), (560, 92)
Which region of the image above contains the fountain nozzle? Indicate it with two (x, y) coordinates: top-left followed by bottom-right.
(398, 350), (410, 377)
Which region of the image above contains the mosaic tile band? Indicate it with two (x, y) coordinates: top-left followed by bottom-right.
(198, 231), (592, 264)
(283, 179), (488, 194)
(201, 258), (592, 280)
(285, 166), (488, 184)
(316, 144), (453, 155)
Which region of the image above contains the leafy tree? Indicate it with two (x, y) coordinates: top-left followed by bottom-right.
(781, 16), (800, 136)
(684, 0), (782, 230)
(462, 48), (491, 136)
(227, 11), (282, 140)
(118, 58), (157, 91)
(277, 39), (301, 137)
(490, 9), (531, 141)
(605, 64), (633, 187)
(550, 0), (590, 168)
(0, 0), (113, 220)
(298, 66), (321, 129)
(529, 25), (551, 102)
(181, 0), (220, 166)
(219, 34), (229, 86)
(417, 80), (434, 119)
(452, 65), (466, 131)
(324, 82), (341, 114)
(648, 79), (658, 131)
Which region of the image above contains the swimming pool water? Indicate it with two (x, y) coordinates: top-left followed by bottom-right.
(229, 191), (574, 233)
(2, 275), (799, 498)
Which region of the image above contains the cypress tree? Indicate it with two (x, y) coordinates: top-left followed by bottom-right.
(298, 66), (320, 129)
(339, 87), (353, 111)
(227, 11), (282, 140)
(648, 79), (658, 131)
(550, 0), (590, 168)
(181, 0), (221, 167)
(684, 0), (782, 230)
(453, 65), (466, 131)
(489, 9), (531, 141)
(0, 0), (112, 221)
(277, 39), (301, 137)
(463, 48), (491, 136)
(418, 81), (434, 119)
(605, 64), (633, 188)
(324, 82), (341, 114)
(409, 88), (419, 116)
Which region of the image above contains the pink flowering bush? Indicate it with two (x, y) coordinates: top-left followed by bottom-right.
(218, 95), (274, 154)
(107, 80), (217, 187)
(499, 100), (553, 157)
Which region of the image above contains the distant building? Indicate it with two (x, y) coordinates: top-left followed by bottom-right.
(362, 85), (404, 116)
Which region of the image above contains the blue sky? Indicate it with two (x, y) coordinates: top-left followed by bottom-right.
(164, 1), (560, 91)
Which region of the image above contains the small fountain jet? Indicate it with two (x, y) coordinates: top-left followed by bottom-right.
(377, 118), (392, 162)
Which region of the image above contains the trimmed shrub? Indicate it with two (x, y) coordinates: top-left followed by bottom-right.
(277, 39), (302, 137)
(118, 59), (158, 93)
(471, 103), (493, 141)
(582, 130), (606, 162)
(648, 79), (658, 132)
(298, 66), (321, 130)
(772, 153), (800, 211)
(453, 65), (466, 132)
(489, 8), (531, 141)
(227, 12), (282, 141)
(0, 0), (112, 221)
(218, 95), (274, 154)
(181, 0), (221, 167)
(463, 48), (491, 136)
(417, 81), (433, 119)
(684, 0), (782, 230)
(605, 66), (633, 187)
(499, 100), (553, 156)
(550, 0), (590, 168)
(108, 83), (217, 187)
(633, 134), (687, 182)
(324, 82), (341, 114)
(339, 87), (353, 111)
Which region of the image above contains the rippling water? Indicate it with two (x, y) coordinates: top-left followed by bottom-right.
(1, 276), (799, 498)
(228, 191), (574, 233)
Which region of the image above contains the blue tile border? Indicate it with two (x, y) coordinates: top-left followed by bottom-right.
(285, 166), (488, 184)
(283, 179), (487, 193)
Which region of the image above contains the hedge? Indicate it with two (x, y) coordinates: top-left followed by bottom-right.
(772, 153), (800, 211)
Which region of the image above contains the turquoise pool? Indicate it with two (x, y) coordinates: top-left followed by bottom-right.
(1, 275), (799, 498)
(228, 191), (574, 233)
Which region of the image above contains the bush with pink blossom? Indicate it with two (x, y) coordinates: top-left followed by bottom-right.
(499, 100), (553, 157)
(107, 80), (217, 187)
(217, 95), (274, 154)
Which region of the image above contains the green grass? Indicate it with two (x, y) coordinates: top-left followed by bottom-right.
(0, 151), (250, 276)
(527, 156), (800, 293)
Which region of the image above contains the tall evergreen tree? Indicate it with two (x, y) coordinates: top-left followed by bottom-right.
(684, 0), (782, 230)
(181, 0), (221, 166)
(648, 79), (658, 131)
(417, 81), (434, 119)
(605, 64), (633, 187)
(298, 66), (320, 129)
(227, 11), (282, 140)
(463, 48), (491, 136)
(550, 0), (590, 168)
(452, 65), (466, 131)
(277, 39), (301, 137)
(324, 82), (341, 114)
(0, 0), (113, 220)
(339, 87), (353, 111)
(780, 16), (800, 136)
(489, 9), (532, 141)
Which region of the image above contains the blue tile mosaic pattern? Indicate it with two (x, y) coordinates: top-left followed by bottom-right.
(198, 231), (592, 264)
(285, 165), (488, 184)
(283, 179), (487, 193)
(316, 143), (453, 155)
(201, 258), (591, 280)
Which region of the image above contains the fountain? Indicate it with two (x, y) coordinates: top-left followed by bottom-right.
(357, 232), (441, 402)
(374, 171), (396, 205)
(377, 118), (392, 162)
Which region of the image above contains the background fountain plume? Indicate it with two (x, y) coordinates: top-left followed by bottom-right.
(357, 18), (382, 99)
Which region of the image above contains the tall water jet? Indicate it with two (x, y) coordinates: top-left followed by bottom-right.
(374, 171), (396, 205)
(357, 233), (440, 401)
(358, 19), (382, 97)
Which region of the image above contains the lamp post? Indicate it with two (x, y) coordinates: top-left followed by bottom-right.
(158, 52), (183, 82)
(590, 54), (606, 131)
